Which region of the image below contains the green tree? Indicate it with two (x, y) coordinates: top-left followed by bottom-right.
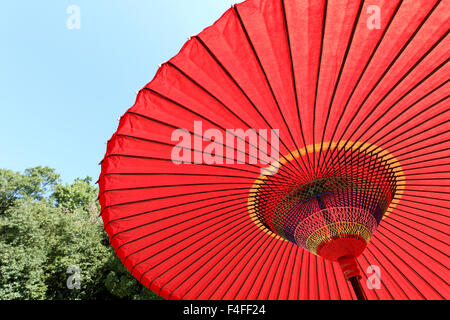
(104, 251), (163, 300)
(52, 177), (99, 211)
(0, 167), (162, 300)
(0, 166), (60, 212)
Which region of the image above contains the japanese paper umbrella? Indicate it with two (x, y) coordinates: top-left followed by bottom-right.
(98, 0), (450, 300)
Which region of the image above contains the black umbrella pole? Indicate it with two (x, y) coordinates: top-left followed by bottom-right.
(338, 255), (368, 300)
(349, 276), (367, 301)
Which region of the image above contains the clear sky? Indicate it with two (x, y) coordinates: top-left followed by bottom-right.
(0, 0), (236, 182)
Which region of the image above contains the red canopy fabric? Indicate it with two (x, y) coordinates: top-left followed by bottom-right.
(99, 0), (449, 300)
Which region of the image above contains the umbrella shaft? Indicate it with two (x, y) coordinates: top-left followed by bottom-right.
(349, 277), (367, 300)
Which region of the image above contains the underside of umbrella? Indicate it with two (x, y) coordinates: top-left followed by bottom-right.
(99, 0), (450, 300)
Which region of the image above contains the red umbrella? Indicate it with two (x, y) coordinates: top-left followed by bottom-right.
(99, 0), (449, 300)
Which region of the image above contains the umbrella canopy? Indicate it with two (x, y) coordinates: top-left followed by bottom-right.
(99, 0), (450, 300)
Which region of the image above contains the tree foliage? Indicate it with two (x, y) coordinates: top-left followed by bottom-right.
(0, 167), (162, 300)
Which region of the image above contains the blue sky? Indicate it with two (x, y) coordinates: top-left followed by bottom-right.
(0, 0), (236, 182)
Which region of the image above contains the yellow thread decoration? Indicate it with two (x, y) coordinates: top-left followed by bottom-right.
(247, 141), (405, 244)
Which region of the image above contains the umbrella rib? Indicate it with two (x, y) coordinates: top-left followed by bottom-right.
(360, 251), (396, 299)
(395, 201), (449, 220)
(393, 196), (449, 211)
(305, 252), (310, 299)
(285, 246), (301, 300)
(125, 209), (251, 272)
(110, 188), (282, 252)
(103, 193), (250, 228)
(164, 61), (291, 171)
(224, 227), (282, 300)
(394, 206), (450, 230)
(329, 259), (342, 300)
(105, 193), (256, 228)
(357, 254), (383, 300)
(275, 242), (296, 300)
(164, 61), (258, 131)
(101, 172), (293, 224)
(386, 212), (449, 243)
(131, 206), (251, 280)
(360, 90), (450, 149)
(343, 43), (449, 149)
(193, 35), (306, 177)
(266, 240), (307, 300)
(343, 76), (449, 161)
(407, 184), (450, 188)
(100, 186), (251, 216)
(101, 154), (263, 182)
(162, 212), (264, 300)
(102, 172), (256, 179)
(407, 177), (450, 182)
(370, 238), (425, 299)
(376, 114), (450, 157)
(321, 63), (449, 174)
(320, 146), (447, 180)
(280, 139), (449, 186)
(397, 193), (450, 203)
(320, 2), (444, 172)
(318, 0), (404, 172)
(390, 138), (449, 161)
(114, 204), (253, 263)
(365, 244), (410, 299)
(111, 132), (305, 183)
(296, 248), (306, 300)
(394, 148), (450, 168)
(109, 133), (296, 181)
(312, 0), (329, 174)
(357, 97), (449, 163)
(394, 192), (450, 205)
(108, 176), (290, 246)
(144, 210), (258, 298)
(316, 0), (365, 169)
(387, 145), (450, 168)
(191, 222), (272, 300)
(102, 147), (426, 190)
(380, 222), (449, 271)
(112, 199), (251, 253)
(240, 225), (289, 300)
(114, 129), (263, 168)
(313, 255), (320, 300)
(321, 132), (449, 177)
(143, 87), (300, 176)
(186, 218), (272, 300)
(256, 237), (289, 300)
(117, 114), (304, 182)
(280, 0), (314, 175)
(233, 5), (311, 180)
(118, 213), (255, 267)
(403, 188), (450, 196)
(100, 181), (254, 196)
(375, 228), (446, 299)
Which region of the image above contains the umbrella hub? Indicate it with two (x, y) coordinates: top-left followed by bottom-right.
(253, 171), (398, 301)
(252, 149), (399, 259)
(250, 143), (401, 299)
(280, 178), (386, 257)
(251, 146), (401, 299)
